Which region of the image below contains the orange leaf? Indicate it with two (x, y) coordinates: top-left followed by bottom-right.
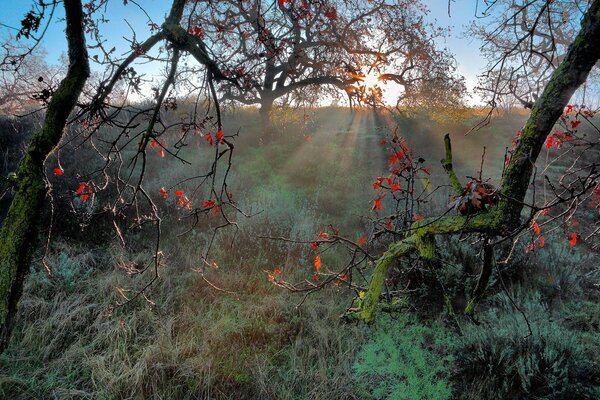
(314, 255), (321, 272)
(532, 221), (541, 235)
(539, 236), (545, 248)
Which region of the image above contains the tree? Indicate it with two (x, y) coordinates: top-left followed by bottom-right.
(471, 0), (599, 115)
(0, 0), (90, 351)
(273, 0), (600, 323)
(0, 40), (56, 114)
(353, 0), (600, 321)
(187, 0), (465, 120)
(0, 0), (234, 353)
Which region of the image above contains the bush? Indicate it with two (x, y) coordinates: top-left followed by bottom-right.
(353, 314), (454, 400)
(454, 292), (599, 400)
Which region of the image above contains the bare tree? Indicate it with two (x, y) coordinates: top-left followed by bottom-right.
(471, 0), (599, 115)
(186, 0), (465, 121)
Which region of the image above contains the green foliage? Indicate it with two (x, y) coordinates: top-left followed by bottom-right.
(454, 292), (599, 400)
(353, 314), (454, 400)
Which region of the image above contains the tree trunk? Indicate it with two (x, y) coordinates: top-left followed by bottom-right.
(0, 0), (89, 352)
(259, 97), (275, 139)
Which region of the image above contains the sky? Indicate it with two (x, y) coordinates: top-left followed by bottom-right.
(0, 0), (488, 104)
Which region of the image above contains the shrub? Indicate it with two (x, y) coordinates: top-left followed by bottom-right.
(353, 314), (454, 400)
(454, 292), (599, 400)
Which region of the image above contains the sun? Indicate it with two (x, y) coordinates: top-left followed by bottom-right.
(361, 70), (380, 90)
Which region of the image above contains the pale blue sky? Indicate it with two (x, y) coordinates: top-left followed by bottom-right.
(0, 0), (487, 102)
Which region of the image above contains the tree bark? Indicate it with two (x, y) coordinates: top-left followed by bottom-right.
(259, 96), (275, 136)
(0, 0), (89, 352)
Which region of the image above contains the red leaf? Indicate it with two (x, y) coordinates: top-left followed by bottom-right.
(53, 167), (63, 176)
(388, 153), (399, 165)
(569, 233), (577, 247)
(159, 187), (168, 198)
(75, 182), (87, 195)
(325, 6), (337, 20)
(372, 197), (382, 211)
(356, 236), (367, 248)
(313, 273), (319, 282)
(203, 199), (216, 209)
(570, 120), (581, 129)
(310, 241), (319, 251)
(216, 129), (224, 144)
(175, 190), (184, 197)
(414, 215), (424, 221)
(392, 183), (400, 192)
(158, 147), (164, 158)
(205, 132), (213, 145)
(539, 236), (545, 248)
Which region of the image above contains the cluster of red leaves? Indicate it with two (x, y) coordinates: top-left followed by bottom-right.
(545, 129), (573, 149)
(307, 229), (330, 282)
(174, 190), (191, 209)
(157, 188), (219, 215)
(371, 136), (428, 214)
(526, 213), (578, 253)
(188, 25), (204, 39)
(150, 139), (165, 157)
(526, 220), (545, 253)
(266, 267), (283, 283)
(204, 130), (225, 146)
(324, 6), (337, 20)
(75, 181), (93, 203)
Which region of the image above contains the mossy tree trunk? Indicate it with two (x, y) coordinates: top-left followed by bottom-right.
(0, 0), (90, 352)
(355, 0), (600, 322)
